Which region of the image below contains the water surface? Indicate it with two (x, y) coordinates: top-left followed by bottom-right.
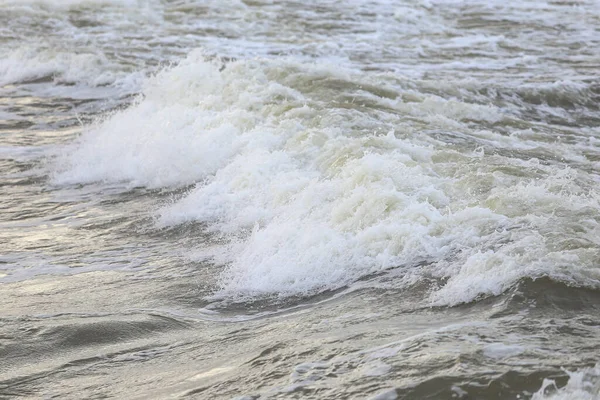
(1, 1), (600, 398)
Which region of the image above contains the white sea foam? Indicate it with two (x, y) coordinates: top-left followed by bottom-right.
(54, 50), (600, 304)
(532, 364), (600, 400)
(0, 47), (143, 91)
(0, 0), (145, 7)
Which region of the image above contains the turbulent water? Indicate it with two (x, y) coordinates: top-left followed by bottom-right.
(1, 0), (600, 399)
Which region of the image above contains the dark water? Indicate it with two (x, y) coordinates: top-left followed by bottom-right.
(1, 1), (600, 399)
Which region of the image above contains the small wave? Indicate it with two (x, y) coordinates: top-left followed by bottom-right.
(0, 47), (143, 91)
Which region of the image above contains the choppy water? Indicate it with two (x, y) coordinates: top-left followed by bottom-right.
(1, 0), (600, 399)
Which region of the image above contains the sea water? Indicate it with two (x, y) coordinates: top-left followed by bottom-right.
(1, 1), (599, 398)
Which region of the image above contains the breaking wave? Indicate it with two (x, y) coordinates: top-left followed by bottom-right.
(54, 50), (600, 305)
